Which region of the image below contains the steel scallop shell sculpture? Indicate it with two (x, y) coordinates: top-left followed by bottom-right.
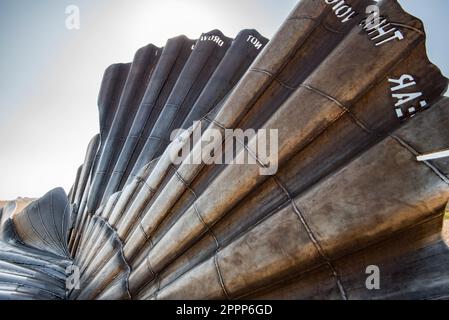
(1, 0), (449, 300)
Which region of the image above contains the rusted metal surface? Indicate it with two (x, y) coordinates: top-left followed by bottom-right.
(1, 0), (449, 300)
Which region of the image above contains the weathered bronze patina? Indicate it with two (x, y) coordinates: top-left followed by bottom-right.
(1, 0), (448, 300)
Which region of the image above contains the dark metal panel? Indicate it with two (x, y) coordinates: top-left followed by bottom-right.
(101, 36), (196, 203)
(87, 44), (161, 214)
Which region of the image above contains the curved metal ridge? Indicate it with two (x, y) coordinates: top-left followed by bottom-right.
(1, 0), (449, 300)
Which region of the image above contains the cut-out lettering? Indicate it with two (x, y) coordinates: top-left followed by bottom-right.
(199, 35), (224, 47)
(247, 35), (263, 50)
(388, 74), (427, 120)
(324, 0), (357, 23)
(360, 16), (404, 47)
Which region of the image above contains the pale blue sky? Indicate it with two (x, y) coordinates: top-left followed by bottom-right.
(0, 0), (448, 200)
